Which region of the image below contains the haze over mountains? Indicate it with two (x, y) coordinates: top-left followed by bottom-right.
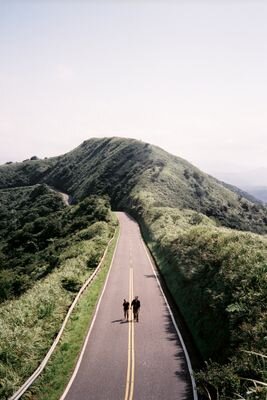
(210, 167), (267, 203)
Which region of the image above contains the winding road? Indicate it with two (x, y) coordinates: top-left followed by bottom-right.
(61, 212), (197, 400)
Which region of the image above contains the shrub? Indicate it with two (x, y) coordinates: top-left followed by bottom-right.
(141, 206), (267, 399)
(61, 276), (81, 293)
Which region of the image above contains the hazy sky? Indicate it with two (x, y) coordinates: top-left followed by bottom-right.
(1, 1), (266, 182)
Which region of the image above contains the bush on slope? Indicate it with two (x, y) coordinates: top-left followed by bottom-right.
(141, 207), (267, 399)
(0, 186), (113, 302)
(0, 190), (117, 399)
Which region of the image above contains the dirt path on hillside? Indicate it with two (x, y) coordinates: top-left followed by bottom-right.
(48, 187), (72, 206)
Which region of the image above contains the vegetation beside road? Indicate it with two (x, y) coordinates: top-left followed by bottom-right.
(21, 228), (119, 400)
(141, 206), (267, 399)
(1, 137), (267, 399)
(0, 188), (117, 399)
(0, 185), (113, 302)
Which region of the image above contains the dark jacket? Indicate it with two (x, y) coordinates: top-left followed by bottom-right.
(131, 299), (140, 311)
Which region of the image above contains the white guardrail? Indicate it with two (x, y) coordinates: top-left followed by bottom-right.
(9, 233), (116, 400)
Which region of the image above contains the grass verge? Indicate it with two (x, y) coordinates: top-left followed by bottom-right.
(21, 227), (119, 400)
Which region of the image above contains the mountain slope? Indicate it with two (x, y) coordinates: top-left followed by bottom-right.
(1, 137), (267, 233)
(1, 137), (267, 399)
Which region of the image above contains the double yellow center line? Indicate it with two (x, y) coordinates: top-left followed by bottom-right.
(124, 267), (135, 400)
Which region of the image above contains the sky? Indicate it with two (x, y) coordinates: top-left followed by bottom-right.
(1, 1), (266, 185)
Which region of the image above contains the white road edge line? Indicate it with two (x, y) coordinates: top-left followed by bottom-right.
(141, 237), (199, 400)
(60, 228), (121, 400)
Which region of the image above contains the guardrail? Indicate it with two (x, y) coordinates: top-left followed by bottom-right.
(9, 232), (117, 400)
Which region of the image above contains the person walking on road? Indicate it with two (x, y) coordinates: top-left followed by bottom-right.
(123, 299), (130, 321)
(131, 296), (141, 322)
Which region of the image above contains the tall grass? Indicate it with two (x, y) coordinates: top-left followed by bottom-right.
(21, 227), (119, 400)
(0, 219), (117, 400)
(140, 206), (267, 400)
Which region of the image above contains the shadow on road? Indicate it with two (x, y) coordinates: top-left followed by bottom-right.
(111, 319), (130, 324)
(164, 311), (194, 400)
(144, 274), (156, 279)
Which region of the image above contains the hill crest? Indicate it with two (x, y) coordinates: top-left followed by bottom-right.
(1, 136), (267, 233)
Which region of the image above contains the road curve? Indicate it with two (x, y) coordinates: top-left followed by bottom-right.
(61, 212), (196, 400)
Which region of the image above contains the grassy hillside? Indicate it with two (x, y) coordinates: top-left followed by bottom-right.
(0, 185), (64, 300)
(1, 137), (267, 234)
(0, 185), (113, 302)
(141, 207), (267, 399)
(0, 185), (117, 398)
(0, 158), (57, 187)
(1, 137), (266, 398)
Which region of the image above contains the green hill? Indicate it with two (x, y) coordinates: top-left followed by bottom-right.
(0, 183), (117, 398)
(1, 137), (266, 399)
(1, 137), (267, 233)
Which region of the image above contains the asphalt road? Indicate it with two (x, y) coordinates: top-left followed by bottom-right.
(61, 212), (196, 400)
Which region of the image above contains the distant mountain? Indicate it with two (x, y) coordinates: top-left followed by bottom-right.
(211, 167), (267, 188)
(210, 168), (267, 203)
(218, 180), (263, 204)
(1, 137), (267, 233)
(243, 186), (267, 203)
